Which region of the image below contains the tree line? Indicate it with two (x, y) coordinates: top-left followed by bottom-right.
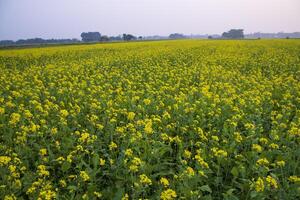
(0, 29), (247, 46)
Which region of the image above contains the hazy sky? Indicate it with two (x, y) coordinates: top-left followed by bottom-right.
(0, 0), (299, 40)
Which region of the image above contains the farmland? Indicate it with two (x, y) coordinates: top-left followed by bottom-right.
(0, 39), (300, 199)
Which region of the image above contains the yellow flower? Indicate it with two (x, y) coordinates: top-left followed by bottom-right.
(252, 144), (262, 153)
(9, 113), (21, 125)
(51, 127), (58, 135)
(0, 107), (5, 115)
(4, 194), (16, 200)
(276, 160), (285, 167)
(125, 149), (133, 157)
(60, 109), (69, 117)
(94, 192), (102, 198)
(37, 165), (50, 177)
(143, 99), (151, 105)
(127, 112), (136, 120)
(160, 177), (169, 187)
(160, 189), (177, 200)
(233, 132), (243, 143)
(184, 150), (191, 159)
(259, 137), (268, 144)
(269, 143), (279, 149)
(59, 180), (67, 187)
(122, 194), (129, 200)
(185, 166), (195, 176)
(24, 110), (33, 118)
(211, 135), (219, 141)
(99, 158), (106, 166)
(39, 148), (47, 156)
(80, 171), (90, 182)
(211, 147), (227, 158)
(254, 177), (265, 192)
(0, 156), (11, 166)
(129, 157), (142, 172)
(194, 155), (209, 168)
(256, 158), (269, 166)
(144, 120), (153, 134)
(109, 141), (118, 150)
(266, 175), (278, 189)
(288, 176), (300, 183)
(139, 174), (152, 185)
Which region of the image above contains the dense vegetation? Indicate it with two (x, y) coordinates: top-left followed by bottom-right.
(0, 40), (299, 199)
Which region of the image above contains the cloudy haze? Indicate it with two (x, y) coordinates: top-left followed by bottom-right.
(0, 0), (299, 40)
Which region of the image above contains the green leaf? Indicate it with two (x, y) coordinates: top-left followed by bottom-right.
(61, 161), (71, 172)
(231, 167), (239, 177)
(200, 185), (212, 193)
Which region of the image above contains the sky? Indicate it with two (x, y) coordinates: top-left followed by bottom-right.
(0, 0), (299, 40)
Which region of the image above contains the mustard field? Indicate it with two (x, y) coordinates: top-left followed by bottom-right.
(0, 39), (300, 199)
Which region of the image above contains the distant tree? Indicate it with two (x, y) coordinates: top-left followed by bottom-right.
(286, 36), (290, 39)
(100, 35), (110, 42)
(222, 29), (244, 39)
(138, 36), (143, 40)
(109, 36), (122, 41)
(208, 36), (213, 39)
(169, 33), (186, 39)
(0, 40), (15, 46)
(123, 34), (136, 41)
(80, 32), (101, 42)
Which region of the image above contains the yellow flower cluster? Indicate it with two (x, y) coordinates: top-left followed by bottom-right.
(0, 39), (299, 199)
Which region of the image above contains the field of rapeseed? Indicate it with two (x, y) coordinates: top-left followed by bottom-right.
(0, 39), (299, 199)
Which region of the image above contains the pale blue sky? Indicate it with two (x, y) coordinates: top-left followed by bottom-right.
(0, 0), (299, 40)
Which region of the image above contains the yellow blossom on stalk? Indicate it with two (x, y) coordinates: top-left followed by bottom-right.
(80, 171), (90, 182)
(0, 156), (11, 166)
(254, 177), (265, 192)
(266, 175), (278, 189)
(185, 166), (195, 176)
(109, 141), (118, 150)
(252, 144), (262, 153)
(9, 113), (21, 125)
(143, 99), (151, 105)
(276, 160), (285, 167)
(99, 158), (106, 166)
(67, 154), (73, 163)
(269, 143), (279, 149)
(144, 120), (153, 134)
(233, 132), (243, 143)
(39, 148), (47, 156)
(211, 147), (228, 158)
(127, 112), (136, 120)
(94, 192), (102, 198)
(51, 127), (58, 135)
(288, 176), (300, 183)
(0, 107), (5, 115)
(24, 110), (33, 118)
(60, 109), (69, 118)
(13, 179), (22, 188)
(38, 183), (56, 200)
(139, 174), (152, 185)
(160, 177), (169, 187)
(59, 180), (67, 187)
(122, 194), (129, 200)
(259, 137), (269, 144)
(160, 189), (177, 200)
(129, 157), (142, 172)
(194, 155), (209, 168)
(125, 149), (133, 157)
(211, 135), (219, 142)
(256, 158), (269, 166)
(4, 194), (17, 200)
(37, 165), (50, 177)
(184, 150), (191, 159)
